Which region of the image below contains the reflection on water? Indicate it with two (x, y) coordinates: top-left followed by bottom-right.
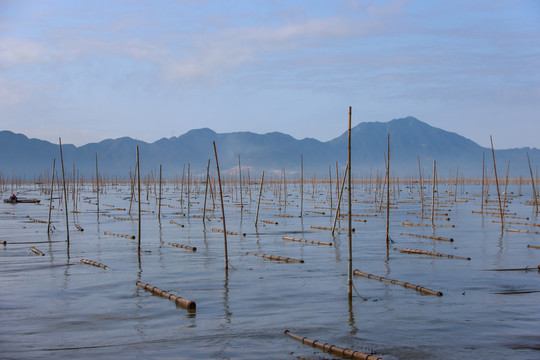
(0, 183), (539, 359)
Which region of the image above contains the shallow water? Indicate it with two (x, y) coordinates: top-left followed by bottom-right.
(1, 183), (539, 359)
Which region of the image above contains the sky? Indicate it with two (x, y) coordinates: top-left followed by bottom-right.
(0, 0), (539, 149)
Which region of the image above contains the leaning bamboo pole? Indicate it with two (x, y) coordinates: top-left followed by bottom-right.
(81, 259), (108, 269)
(166, 242), (196, 251)
(136, 281), (196, 311)
(331, 162), (348, 236)
(283, 330), (383, 360)
(400, 232), (453, 242)
(30, 246), (45, 256)
(59, 138), (70, 250)
(282, 236), (332, 246)
(353, 270), (443, 296)
(393, 248), (470, 260)
(213, 141), (228, 272)
(255, 171), (265, 227)
(203, 159), (210, 223)
(245, 252), (304, 263)
(490, 136), (504, 230)
(527, 152), (538, 213)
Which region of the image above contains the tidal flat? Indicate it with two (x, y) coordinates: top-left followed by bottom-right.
(1, 181), (539, 359)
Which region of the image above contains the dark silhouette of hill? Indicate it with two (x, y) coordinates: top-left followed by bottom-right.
(1, 117), (538, 179)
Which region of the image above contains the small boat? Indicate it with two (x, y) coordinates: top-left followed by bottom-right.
(3, 199), (41, 204)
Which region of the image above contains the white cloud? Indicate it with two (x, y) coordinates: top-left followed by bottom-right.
(0, 37), (52, 68)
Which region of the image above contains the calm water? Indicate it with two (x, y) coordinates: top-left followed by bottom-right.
(1, 182), (539, 359)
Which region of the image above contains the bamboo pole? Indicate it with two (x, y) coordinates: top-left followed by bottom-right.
(203, 159), (210, 223)
(187, 163), (190, 216)
(30, 246), (45, 256)
(431, 160), (436, 225)
(353, 269), (443, 296)
(169, 220), (185, 227)
(158, 164), (162, 220)
(59, 138), (70, 249)
(283, 330), (383, 360)
(95, 152), (100, 216)
(490, 136), (504, 229)
(300, 154), (303, 217)
(385, 133), (390, 249)
(527, 152), (538, 212)
(347, 106), (353, 299)
(282, 236), (332, 246)
(400, 232), (453, 242)
(47, 158), (55, 235)
(503, 161), (510, 207)
(255, 171), (265, 227)
(166, 242), (197, 251)
(136, 281), (196, 311)
(331, 162), (348, 236)
(238, 155), (243, 208)
(81, 259), (108, 269)
(402, 222), (455, 228)
(393, 248), (470, 260)
(211, 228), (246, 236)
(104, 231), (135, 239)
(245, 252), (304, 263)
(481, 152), (485, 213)
(213, 141), (228, 272)
(329, 165), (333, 215)
(314, 225), (354, 232)
(136, 146), (141, 252)
(417, 155), (424, 213)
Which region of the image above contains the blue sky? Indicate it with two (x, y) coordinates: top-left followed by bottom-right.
(1, 0), (539, 148)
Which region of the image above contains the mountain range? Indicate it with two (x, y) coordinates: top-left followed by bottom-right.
(1, 117), (538, 179)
